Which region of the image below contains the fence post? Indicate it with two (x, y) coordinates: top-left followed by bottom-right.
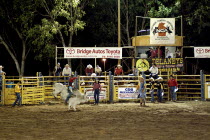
(109, 71), (113, 103)
(200, 70), (205, 101)
(0, 75), (5, 105)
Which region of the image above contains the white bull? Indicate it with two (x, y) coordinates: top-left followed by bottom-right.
(52, 83), (87, 111)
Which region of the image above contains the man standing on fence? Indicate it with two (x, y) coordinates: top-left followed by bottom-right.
(62, 64), (72, 85)
(95, 65), (102, 76)
(54, 63), (62, 81)
(114, 65), (124, 76)
(12, 82), (22, 107)
(168, 75), (178, 102)
(149, 63), (159, 79)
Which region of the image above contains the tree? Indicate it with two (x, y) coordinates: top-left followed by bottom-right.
(33, 0), (92, 68)
(0, 0), (37, 76)
(181, 0), (210, 45)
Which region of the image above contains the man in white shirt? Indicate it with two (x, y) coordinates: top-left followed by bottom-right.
(95, 65), (102, 76)
(165, 48), (172, 58)
(62, 64), (72, 85)
(149, 63), (158, 79)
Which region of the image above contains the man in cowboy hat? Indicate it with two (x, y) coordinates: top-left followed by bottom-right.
(136, 75), (147, 107)
(85, 64), (94, 85)
(85, 64), (94, 76)
(114, 64), (124, 76)
(148, 77), (155, 103)
(149, 63), (159, 79)
(95, 65), (102, 76)
(155, 77), (164, 103)
(62, 64), (72, 85)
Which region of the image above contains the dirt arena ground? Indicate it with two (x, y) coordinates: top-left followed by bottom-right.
(0, 101), (210, 140)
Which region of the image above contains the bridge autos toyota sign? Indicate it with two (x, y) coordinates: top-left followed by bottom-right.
(194, 47), (210, 58)
(64, 47), (122, 59)
(150, 18), (175, 44)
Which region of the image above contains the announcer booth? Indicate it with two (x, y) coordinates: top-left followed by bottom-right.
(132, 17), (184, 100)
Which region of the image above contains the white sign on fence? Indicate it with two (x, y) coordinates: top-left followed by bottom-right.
(118, 87), (138, 99)
(194, 47), (210, 58)
(84, 88), (107, 100)
(150, 18), (175, 44)
(64, 47), (122, 59)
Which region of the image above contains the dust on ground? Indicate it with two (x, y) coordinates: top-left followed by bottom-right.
(0, 101), (210, 140)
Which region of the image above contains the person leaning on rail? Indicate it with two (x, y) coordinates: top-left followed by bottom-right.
(12, 81), (22, 107)
(62, 64), (72, 85)
(149, 63), (159, 80)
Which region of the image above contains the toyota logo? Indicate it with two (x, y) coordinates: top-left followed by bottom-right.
(66, 48), (75, 54)
(196, 48), (204, 54)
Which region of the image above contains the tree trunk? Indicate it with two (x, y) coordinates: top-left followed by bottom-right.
(125, 0), (131, 46)
(20, 40), (26, 76)
(67, 32), (73, 68)
(0, 35), (21, 75)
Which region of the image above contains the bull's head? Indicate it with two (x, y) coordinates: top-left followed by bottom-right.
(52, 83), (65, 98)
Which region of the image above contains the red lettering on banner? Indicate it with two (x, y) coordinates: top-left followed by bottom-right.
(205, 49), (210, 53)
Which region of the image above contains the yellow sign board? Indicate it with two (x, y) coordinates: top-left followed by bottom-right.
(136, 59), (150, 72)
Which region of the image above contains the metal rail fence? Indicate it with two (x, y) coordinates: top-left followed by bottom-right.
(0, 72), (206, 106)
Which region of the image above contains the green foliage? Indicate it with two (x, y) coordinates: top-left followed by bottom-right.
(148, 0), (181, 18)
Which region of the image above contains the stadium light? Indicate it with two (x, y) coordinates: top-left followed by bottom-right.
(102, 58), (106, 72)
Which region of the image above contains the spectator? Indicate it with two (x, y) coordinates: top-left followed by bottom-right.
(146, 48), (151, 58)
(53, 63), (62, 81)
(12, 82), (22, 107)
(149, 47), (156, 58)
(175, 49), (181, 58)
(155, 47), (163, 58)
(62, 64), (72, 85)
(91, 73), (97, 82)
(0, 65), (6, 92)
(92, 80), (101, 105)
(136, 75), (147, 107)
(148, 77), (155, 103)
(128, 66), (138, 81)
(85, 64), (94, 76)
(155, 77), (164, 103)
(54, 63), (62, 76)
(168, 75), (178, 102)
(95, 65), (102, 76)
(114, 65), (124, 76)
(149, 63), (159, 79)
(165, 48), (172, 58)
(85, 64), (94, 85)
(132, 66), (138, 76)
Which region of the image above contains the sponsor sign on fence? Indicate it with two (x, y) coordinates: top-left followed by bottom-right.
(150, 18), (175, 44)
(152, 58), (183, 72)
(64, 47), (122, 59)
(194, 47), (210, 58)
(118, 88), (138, 99)
(85, 88), (107, 100)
